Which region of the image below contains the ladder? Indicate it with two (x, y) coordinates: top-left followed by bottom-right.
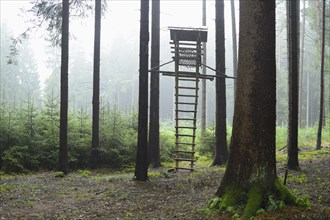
(149, 27), (234, 171)
(172, 40), (202, 172)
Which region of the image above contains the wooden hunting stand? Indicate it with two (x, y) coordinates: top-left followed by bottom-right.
(149, 26), (233, 172)
(169, 27), (207, 172)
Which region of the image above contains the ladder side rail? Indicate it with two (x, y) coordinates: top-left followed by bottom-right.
(174, 37), (180, 171)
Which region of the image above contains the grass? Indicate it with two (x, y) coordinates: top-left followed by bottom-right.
(1, 151), (329, 219)
(275, 121), (330, 150)
(0, 183), (16, 194)
(158, 123), (330, 171)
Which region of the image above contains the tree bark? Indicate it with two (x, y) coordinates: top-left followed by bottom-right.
(212, 0), (228, 166)
(230, 0), (238, 99)
(91, 0), (101, 169)
(201, 0), (207, 135)
(286, 0), (300, 170)
(316, 0), (325, 150)
(148, 0), (161, 168)
(134, 0), (149, 181)
(59, 0), (69, 174)
(299, 0), (306, 127)
(215, 1), (296, 218)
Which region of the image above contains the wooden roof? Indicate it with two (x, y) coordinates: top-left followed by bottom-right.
(169, 26), (208, 42)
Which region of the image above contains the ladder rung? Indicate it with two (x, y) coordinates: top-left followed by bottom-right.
(175, 158), (196, 162)
(176, 86), (197, 90)
(171, 46), (203, 50)
(175, 167), (194, 171)
(176, 118), (196, 121)
(177, 71), (198, 74)
(175, 126), (196, 129)
(170, 41), (198, 46)
(178, 78), (198, 82)
(175, 150), (195, 154)
(171, 51), (204, 56)
(176, 134), (195, 137)
(176, 102), (196, 105)
(177, 94), (196, 97)
(176, 75), (199, 79)
(176, 142), (196, 146)
(176, 110), (196, 113)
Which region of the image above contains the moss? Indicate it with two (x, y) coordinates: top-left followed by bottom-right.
(274, 178), (297, 205)
(222, 186), (244, 207)
(242, 185), (263, 219)
(209, 185), (244, 217)
(288, 173), (308, 183)
(210, 179), (306, 218)
(300, 150), (330, 160)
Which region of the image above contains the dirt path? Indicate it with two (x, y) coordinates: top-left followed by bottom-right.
(1, 149), (329, 219)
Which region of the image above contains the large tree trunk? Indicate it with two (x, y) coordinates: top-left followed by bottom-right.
(230, 0), (238, 99)
(201, 0), (207, 135)
(134, 0), (149, 181)
(212, 0), (228, 166)
(286, 0), (300, 170)
(316, 0), (325, 150)
(91, 0), (101, 169)
(148, 0), (161, 167)
(59, 0), (69, 174)
(214, 1), (296, 218)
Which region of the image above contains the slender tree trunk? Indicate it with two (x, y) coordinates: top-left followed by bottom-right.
(213, 0), (228, 166)
(306, 66), (310, 127)
(59, 0), (69, 174)
(278, 34), (282, 70)
(316, 0), (326, 150)
(215, 2), (296, 218)
(134, 0), (149, 181)
(148, 0), (161, 167)
(299, 0), (306, 127)
(286, 0), (300, 170)
(91, 0), (101, 169)
(201, 0), (207, 135)
(231, 0), (238, 99)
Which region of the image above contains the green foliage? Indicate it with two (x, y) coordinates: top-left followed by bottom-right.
(99, 106), (137, 168)
(208, 195), (242, 219)
(77, 169), (91, 177)
(287, 173), (308, 183)
(197, 124), (232, 157)
(275, 126), (330, 149)
(208, 186), (244, 213)
(148, 171), (170, 179)
(0, 184), (16, 194)
(53, 171), (65, 178)
(266, 195), (286, 211)
(198, 126), (215, 156)
(2, 146), (31, 173)
(208, 196), (222, 210)
(296, 196), (311, 207)
(159, 122), (176, 162)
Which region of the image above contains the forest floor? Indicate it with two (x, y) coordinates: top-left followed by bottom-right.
(1, 147), (330, 220)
